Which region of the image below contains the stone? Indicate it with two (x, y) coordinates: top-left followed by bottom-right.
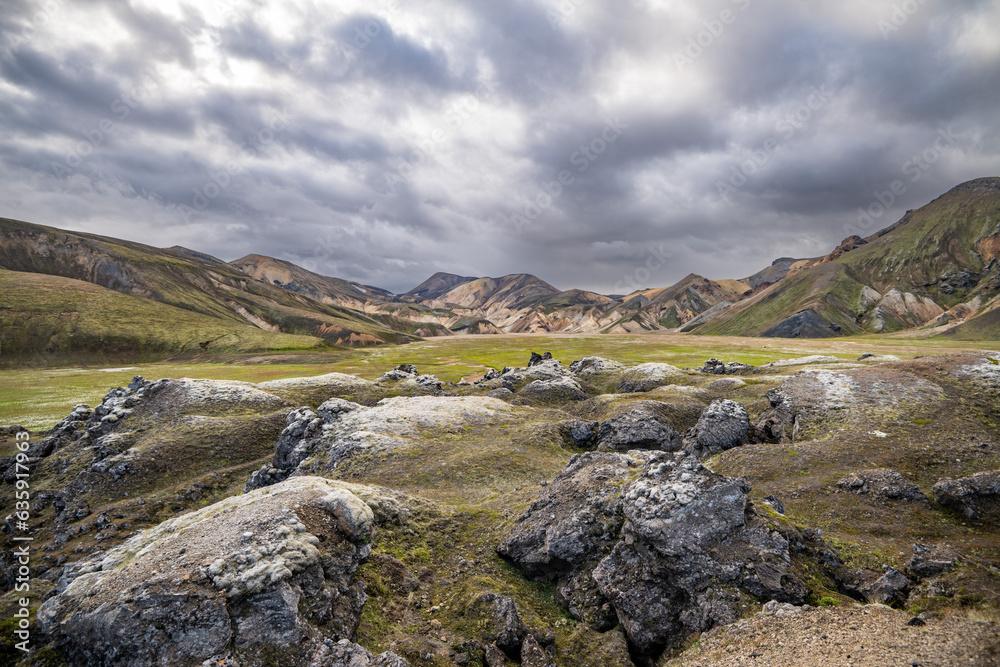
(378, 364), (419, 382)
(569, 357), (626, 378)
(519, 376), (587, 402)
(38, 477), (379, 667)
(907, 544), (957, 579)
(256, 372), (372, 394)
(933, 471), (1000, 522)
(864, 568), (911, 606)
(595, 409), (681, 452)
(484, 643), (507, 667)
(248, 396), (517, 490)
(707, 378), (746, 390)
(563, 419), (599, 448)
(470, 592), (527, 659)
(682, 399), (750, 459)
(305, 638), (409, 666)
(520, 634), (554, 667)
(701, 359), (754, 375)
(762, 495), (785, 515)
(617, 363), (685, 393)
(838, 469), (928, 502)
(501, 452), (809, 656)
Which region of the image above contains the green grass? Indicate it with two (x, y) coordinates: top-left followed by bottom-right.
(1, 332), (992, 431)
(0, 268), (328, 368)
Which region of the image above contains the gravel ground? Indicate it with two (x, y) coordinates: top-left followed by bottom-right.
(665, 604), (1000, 667)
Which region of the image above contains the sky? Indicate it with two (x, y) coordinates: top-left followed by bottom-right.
(1, 0), (999, 295)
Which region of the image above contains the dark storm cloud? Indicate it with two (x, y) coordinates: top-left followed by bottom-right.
(1, 0), (999, 294)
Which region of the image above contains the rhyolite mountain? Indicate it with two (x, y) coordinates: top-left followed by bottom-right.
(1, 178), (998, 361)
(0, 218), (420, 361)
(692, 177), (1000, 338)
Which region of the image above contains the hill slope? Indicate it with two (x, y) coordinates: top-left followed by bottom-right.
(0, 268), (326, 364)
(689, 177), (1000, 338)
(0, 219), (417, 348)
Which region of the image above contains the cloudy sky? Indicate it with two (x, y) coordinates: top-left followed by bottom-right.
(1, 0), (999, 294)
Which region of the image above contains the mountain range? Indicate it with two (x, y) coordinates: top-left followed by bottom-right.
(1, 177), (998, 361)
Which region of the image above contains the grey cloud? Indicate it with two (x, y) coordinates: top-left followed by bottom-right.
(1, 0), (999, 294)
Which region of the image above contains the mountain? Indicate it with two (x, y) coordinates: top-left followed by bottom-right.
(689, 177), (1000, 338)
(2, 177), (999, 360)
(0, 268), (325, 363)
(0, 218), (419, 360)
(403, 272), (479, 300)
(617, 274), (752, 329)
(231, 254), (395, 309)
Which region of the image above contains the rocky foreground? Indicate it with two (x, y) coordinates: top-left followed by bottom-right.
(2, 351), (1000, 666)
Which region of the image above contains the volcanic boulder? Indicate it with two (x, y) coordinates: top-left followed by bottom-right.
(499, 452), (809, 656)
(38, 476), (383, 667)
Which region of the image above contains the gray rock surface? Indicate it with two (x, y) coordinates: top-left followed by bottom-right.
(706, 377), (746, 390)
(256, 372), (372, 393)
(519, 376), (587, 402)
(500, 452), (809, 655)
(933, 471), (1000, 521)
(520, 634), (554, 667)
(702, 358), (755, 375)
(864, 568), (911, 606)
(38, 476), (382, 667)
(498, 451), (655, 629)
(569, 357), (626, 378)
(838, 469), (927, 502)
(304, 638), (410, 666)
(595, 408), (681, 452)
(682, 399), (750, 459)
(470, 592), (528, 659)
(248, 396), (517, 490)
(617, 362), (685, 393)
(907, 544), (957, 579)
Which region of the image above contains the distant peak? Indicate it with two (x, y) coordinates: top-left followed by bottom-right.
(947, 177), (1000, 193)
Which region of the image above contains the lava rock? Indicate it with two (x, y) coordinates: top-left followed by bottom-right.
(500, 452), (809, 656)
(595, 409), (681, 452)
(519, 376), (587, 402)
(569, 357), (627, 378)
(933, 471), (1000, 522)
(682, 399), (750, 459)
(864, 567), (911, 606)
(616, 363), (685, 393)
(907, 544), (957, 579)
(838, 469), (928, 502)
(306, 638), (409, 666)
(701, 359), (755, 375)
(38, 476), (379, 667)
(470, 592), (528, 659)
(562, 420), (599, 448)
